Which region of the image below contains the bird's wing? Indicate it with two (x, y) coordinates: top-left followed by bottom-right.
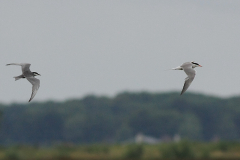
(26, 77), (40, 102)
(6, 63), (31, 73)
(180, 64), (196, 95)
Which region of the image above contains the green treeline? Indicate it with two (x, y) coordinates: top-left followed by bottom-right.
(0, 92), (240, 144)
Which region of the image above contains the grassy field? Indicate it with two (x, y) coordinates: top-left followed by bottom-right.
(1, 141), (240, 160)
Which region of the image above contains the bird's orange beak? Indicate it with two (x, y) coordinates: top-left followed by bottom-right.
(199, 65), (202, 67)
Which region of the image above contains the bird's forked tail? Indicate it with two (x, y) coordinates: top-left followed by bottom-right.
(14, 75), (25, 81)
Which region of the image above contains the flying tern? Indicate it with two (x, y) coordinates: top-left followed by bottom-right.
(172, 61), (202, 95)
(6, 63), (41, 102)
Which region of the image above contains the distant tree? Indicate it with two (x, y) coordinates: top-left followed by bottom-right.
(0, 92), (240, 144)
(178, 113), (203, 140)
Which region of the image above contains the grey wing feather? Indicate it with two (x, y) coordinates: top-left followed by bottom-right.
(26, 77), (40, 102)
(6, 63), (31, 73)
(21, 63), (31, 73)
(180, 64), (196, 95)
(180, 62), (192, 68)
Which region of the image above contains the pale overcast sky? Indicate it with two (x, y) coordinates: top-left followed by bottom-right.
(1, 1), (240, 103)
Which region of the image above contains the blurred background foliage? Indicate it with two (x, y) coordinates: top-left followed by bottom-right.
(0, 91), (239, 145)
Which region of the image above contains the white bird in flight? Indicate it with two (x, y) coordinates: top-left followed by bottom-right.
(6, 63), (41, 102)
(172, 61), (202, 95)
